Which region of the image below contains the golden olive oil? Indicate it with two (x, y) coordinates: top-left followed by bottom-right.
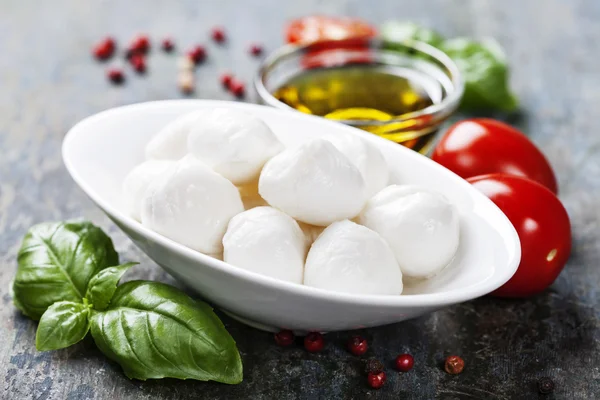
(273, 65), (443, 152)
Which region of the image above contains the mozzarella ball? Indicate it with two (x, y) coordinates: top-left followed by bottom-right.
(146, 110), (203, 160)
(187, 108), (284, 185)
(304, 220), (403, 295)
(259, 139), (367, 226)
(141, 155), (244, 254)
(145, 111), (203, 160)
(122, 160), (174, 221)
(358, 185), (460, 278)
(324, 134), (389, 198)
(223, 207), (306, 284)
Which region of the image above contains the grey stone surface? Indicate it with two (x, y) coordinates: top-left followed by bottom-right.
(1, 0), (599, 399)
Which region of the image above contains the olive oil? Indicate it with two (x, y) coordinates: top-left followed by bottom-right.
(273, 65), (443, 152)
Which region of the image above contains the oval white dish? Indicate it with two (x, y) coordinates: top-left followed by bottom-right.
(62, 100), (520, 333)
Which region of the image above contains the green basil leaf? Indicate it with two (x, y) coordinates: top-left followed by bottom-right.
(381, 21), (444, 48)
(89, 281), (243, 384)
(85, 262), (137, 311)
(36, 301), (90, 351)
(441, 37), (518, 112)
(13, 221), (119, 320)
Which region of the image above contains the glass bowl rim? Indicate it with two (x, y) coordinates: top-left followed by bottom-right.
(253, 38), (465, 127)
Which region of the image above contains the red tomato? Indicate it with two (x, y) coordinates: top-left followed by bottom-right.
(299, 38), (373, 70)
(468, 174), (571, 297)
(432, 119), (558, 193)
(285, 16), (377, 45)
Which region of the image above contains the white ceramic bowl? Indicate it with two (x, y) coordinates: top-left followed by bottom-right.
(62, 100), (520, 333)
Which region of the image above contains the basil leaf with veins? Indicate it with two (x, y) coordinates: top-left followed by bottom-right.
(36, 301), (90, 351)
(89, 281), (243, 384)
(13, 221), (119, 320)
(85, 262), (137, 311)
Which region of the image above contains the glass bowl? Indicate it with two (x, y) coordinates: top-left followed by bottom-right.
(254, 38), (464, 153)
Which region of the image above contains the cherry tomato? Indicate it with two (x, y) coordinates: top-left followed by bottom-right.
(432, 119), (558, 193)
(285, 16), (377, 45)
(468, 174), (571, 297)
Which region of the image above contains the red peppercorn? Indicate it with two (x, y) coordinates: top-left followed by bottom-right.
(274, 329), (295, 347)
(103, 37), (116, 50)
(249, 44), (263, 56)
(107, 67), (124, 84)
(187, 45), (206, 65)
(220, 72), (233, 88)
(93, 44), (111, 60)
(229, 79), (245, 98)
(444, 355), (465, 375)
(304, 332), (324, 353)
(211, 27), (226, 43)
(130, 34), (150, 54)
(130, 54), (146, 74)
(347, 336), (368, 356)
(395, 354), (414, 372)
(93, 37), (116, 61)
(161, 38), (175, 52)
(367, 371), (386, 389)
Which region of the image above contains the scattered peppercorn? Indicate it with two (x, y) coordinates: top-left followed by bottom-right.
(229, 79), (245, 98)
(177, 71), (195, 94)
(444, 355), (465, 375)
(367, 371), (386, 389)
(93, 37), (116, 61)
(364, 358), (384, 374)
(130, 34), (150, 54)
(395, 353), (414, 372)
(161, 38), (175, 52)
(537, 377), (555, 394)
(211, 27), (226, 43)
(347, 335), (368, 356)
(304, 332), (324, 353)
(274, 330), (295, 347)
(187, 45), (206, 65)
(103, 37), (116, 50)
(249, 44), (263, 56)
(130, 54), (146, 74)
(107, 67), (124, 84)
(220, 72), (233, 88)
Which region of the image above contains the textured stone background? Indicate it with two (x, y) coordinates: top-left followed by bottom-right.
(1, 0), (599, 399)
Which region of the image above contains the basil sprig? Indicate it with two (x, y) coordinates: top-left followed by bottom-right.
(12, 221), (243, 384)
(381, 21), (519, 113)
(13, 220), (119, 319)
